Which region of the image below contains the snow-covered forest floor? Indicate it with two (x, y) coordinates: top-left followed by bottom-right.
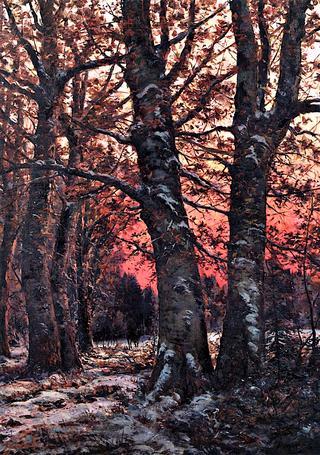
(0, 336), (319, 455)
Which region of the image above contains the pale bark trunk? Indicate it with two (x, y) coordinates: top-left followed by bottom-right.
(122, 0), (212, 398)
(216, 0), (310, 387)
(216, 139), (269, 385)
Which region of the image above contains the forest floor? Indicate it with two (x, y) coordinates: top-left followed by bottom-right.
(0, 335), (319, 455)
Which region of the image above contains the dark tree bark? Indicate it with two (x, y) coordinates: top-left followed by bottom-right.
(122, 0), (212, 398)
(0, 138), (18, 358)
(22, 109), (62, 372)
(76, 202), (93, 352)
(216, 0), (311, 387)
(2, 0), (113, 371)
(51, 202), (81, 371)
(50, 75), (87, 371)
(18, 1), (63, 371)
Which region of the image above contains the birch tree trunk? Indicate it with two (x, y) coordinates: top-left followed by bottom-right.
(122, 0), (212, 398)
(216, 136), (270, 383)
(215, 0), (311, 386)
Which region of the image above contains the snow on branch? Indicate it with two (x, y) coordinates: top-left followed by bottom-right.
(295, 98), (320, 116)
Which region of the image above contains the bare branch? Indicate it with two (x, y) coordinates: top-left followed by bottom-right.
(116, 235), (154, 258)
(166, 0), (196, 82)
(268, 239), (320, 268)
(27, 0), (44, 32)
(4, 0), (49, 83)
(176, 125), (233, 138)
(192, 237), (227, 263)
(164, 4), (228, 48)
(171, 25), (232, 102)
(183, 139), (233, 171)
(72, 119), (132, 145)
(175, 69), (236, 127)
(5, 160), (143, 203)
(58, 55), (124, 88)
(180, 168), (229, 196)
(183, 196), (228, 216)
(295, 98), (320, 116)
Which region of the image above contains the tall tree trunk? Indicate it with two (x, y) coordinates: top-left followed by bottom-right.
(0, 138), (17, 358)
(0, 93), (20, 357)
(215, 0), (309, 387)
(22, 112), (61, 372)
(76, 203), (93, 352)
(122, 0), (212, 398)
(216, 138), (270, 385)
(51, 202), (81, 370)
(49, 78), (86, 370)
(0, 179), (18, 358)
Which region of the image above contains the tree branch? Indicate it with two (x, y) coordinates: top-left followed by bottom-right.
(230, 0), (258, 123)
(0, 73), (38, 101)
(27, 0), (44, 33)
(180, 168), (229, 196)
(72, 119), (132, 145)
(175, 69), (236, 127)
(5, 160), (143, 203)
(176, 125), (233, 137)
(192, 237), (227, 263)
(166, 0), (196, 82)
(58, 55), (124, 88)
(171, 25), (232, 102)
(274, 0), (311, 119)
(159, 0), (169, 58)
(0, 108), (35, 142)
(295, 98), (320, 116)
(163, 4), (228, 48)
(257, 0), (270, 111)
(116, 235), (154, 258)
(183, 196), (228, 216)
(4, 0), (49, 83)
